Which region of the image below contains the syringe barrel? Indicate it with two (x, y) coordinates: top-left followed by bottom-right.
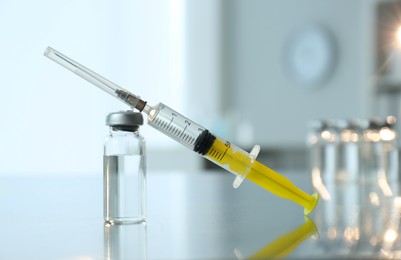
(146, 102), (253, 178)
(146, 102), (319, 214)
(146, 103), (206, 150)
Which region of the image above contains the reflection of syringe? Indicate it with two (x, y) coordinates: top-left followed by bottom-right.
(234, 217), (318, 259)
(44, 47), (319, 215)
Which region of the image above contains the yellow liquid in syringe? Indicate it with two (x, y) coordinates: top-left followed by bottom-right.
(205, 138), (318, 215)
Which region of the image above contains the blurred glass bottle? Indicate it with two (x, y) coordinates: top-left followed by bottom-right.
(360, 118), (381, 183)
(104, 110), (146, 224)
(308, 120), (338, 181)
(337, 120), (360, 181)
(377, 116), (398, 184)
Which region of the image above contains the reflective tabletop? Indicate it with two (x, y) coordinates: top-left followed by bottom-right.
(0, 170), (400, 259)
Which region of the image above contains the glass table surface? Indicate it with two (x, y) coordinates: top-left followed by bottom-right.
(0, 170), (399, 259)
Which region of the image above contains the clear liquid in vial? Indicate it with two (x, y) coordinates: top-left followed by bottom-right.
(104, 154), (146, 224)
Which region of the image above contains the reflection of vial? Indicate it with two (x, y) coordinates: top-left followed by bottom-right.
(104, 111), (146, 224)
(104, 222), (147, 259)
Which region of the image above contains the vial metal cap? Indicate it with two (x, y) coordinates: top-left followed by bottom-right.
(106, 110), (144, 129)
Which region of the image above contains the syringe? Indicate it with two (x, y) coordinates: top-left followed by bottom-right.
(44, 47), (319, 215)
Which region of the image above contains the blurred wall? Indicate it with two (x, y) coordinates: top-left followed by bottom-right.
(220, 0), (377, 149)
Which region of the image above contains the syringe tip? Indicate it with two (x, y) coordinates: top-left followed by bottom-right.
(303, 193), (319, 216)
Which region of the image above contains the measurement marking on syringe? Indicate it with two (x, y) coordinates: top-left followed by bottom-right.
(167, 118), (174, 129)
(210, 149), (216, 157)
(221, 148), (228, 160)
(209, 148), (224, 161)
(216, 147), (229, 161)
(180, 126), (188, 138)
(152, 117), (195, 145)
(168, 126), (176, 133)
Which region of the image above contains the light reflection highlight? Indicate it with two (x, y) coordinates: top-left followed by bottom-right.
(380, 127), (397, 141)
(397, 26), (401, 47)
(369, 192), (380, 206)
(343, 227), (360, 244)
(384, 229), (398, 243)
(321, 130), (336, 142)
(365, 131), (381, 142)
(311, 167), (331, 201)
(394, 197), (401, 208)
(378, 170), (393, 197)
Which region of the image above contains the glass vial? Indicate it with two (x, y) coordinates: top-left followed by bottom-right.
(104, 111), (146, 224)
(307, 119), (335, 190)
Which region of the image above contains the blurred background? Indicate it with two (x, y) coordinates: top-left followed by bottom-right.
(1, 0), (401, 175)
